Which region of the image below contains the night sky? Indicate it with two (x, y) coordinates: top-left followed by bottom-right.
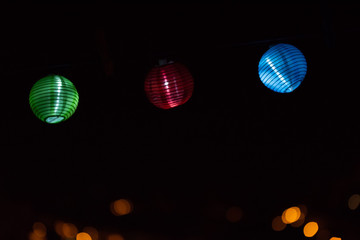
(1, 2), (360, 240)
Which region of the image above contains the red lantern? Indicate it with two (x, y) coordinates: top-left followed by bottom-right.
(145, 61), (194, 109)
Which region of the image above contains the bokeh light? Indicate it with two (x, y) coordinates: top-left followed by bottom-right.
(225, 206), (243, 222)
(282, 206), (301, 224)
(348, 194), (360, 210)
(77, 232), (92, 240)
(272, 216), (286, 231)
(107, 233), (124, 240)
(110, 199), (133, 216)
(329, 237), (341, 240)
(303, 222), (319, 237)
(62, 222), (78, 238)
(32, 222), (47, 238)
(54, 221), (64, 236)
(83, 226), (99, 240)
(29, 232), (43, 240)
(291, 212), (306, 227)
(298, 204), (308, 216)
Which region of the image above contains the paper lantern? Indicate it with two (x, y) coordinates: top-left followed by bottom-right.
(258, 43), (307, 93)
(145, 61), (194, 109)
(29, 75), (79, 124)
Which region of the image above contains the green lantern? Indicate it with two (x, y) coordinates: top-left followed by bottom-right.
(29, 75), (79, 124)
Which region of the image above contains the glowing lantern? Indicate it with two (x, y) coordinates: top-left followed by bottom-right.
(144, 60), (194, 109)
(29, 75), (79, 124)
(258, 43), (307, 93)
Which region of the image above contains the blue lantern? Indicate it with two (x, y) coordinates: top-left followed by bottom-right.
(258, 43), (307, 93)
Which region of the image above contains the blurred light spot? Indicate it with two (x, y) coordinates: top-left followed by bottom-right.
(225, 206), (243, 222)
(33, 222), (47, 238)
(348, 194), (360, 210)
(77, 232), (92, 240)
(110, 199), (133, 216)
(272, 216), (286, 231)
(62, 223), (78, 238)
(303, 222), (319, 237)
(107, 233), (124, 240)
(291, 212), (305, 227)
(83, 226), (99, 240)
(316, 229), (330, 240)
(282, 207), (301, 224)
(329, 237), (341, 240)
(29, 232), (45, 240)
(54, 221), (64, 236)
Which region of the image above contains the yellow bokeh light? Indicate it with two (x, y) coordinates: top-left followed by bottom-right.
(272, 216), (286, 231)
(77, 232), (92, 240)
(329, 237), (341, 240)
(32, 222), (47, 238)
(303, 222), (319, 237)
(110, 199), (133, 216)
(225, 206), (243, 222)
(107, 233), (124, 240)
(282, 206), (301, 224)
(348, 194), (360, 210)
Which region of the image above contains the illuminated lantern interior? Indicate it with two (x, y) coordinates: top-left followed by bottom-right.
(144, 60), (194, 109)
(258, 43), (307, 93)
(29, 74), (79, 124)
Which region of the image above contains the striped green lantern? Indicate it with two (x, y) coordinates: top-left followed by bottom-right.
(29, 75), (79, 124)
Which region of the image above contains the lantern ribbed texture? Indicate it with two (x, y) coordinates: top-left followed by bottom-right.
(258, 43), (307, 93)
(29, 75), (79, 124)
(145, 62), (194, 109)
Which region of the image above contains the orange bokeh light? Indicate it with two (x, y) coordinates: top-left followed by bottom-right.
(298, 204), (308, 216)
(107, 233), (124, 240)
(76, 232), (92, 240)
(348, 194), (360, 210)
(303, 222), (319, 237)
(329, 237), (341, 240)
(282, 206), (301, 224)
(54, 221), (64, 236)
(83, 226), (99, 240)
(225, 206), (243, 222)
(272, 216), (286, 231)
(29, 232), (44, 240)
(110, 199), (133, 216)
(291, 212), (305, 227)
(32, 222), (47, 238)
(62, 223), (78, 238)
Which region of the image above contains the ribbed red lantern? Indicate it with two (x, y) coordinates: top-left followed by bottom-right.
(145, 61), (194, 109)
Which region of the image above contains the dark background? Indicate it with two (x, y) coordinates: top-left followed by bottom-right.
(0, 2), (360, 240)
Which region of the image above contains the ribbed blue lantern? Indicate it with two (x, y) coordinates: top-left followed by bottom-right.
(258, 43), (307, 93)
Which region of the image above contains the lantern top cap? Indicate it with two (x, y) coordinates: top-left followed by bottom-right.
(268, 43), (300, 49)
(158, 58), (174, 66)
